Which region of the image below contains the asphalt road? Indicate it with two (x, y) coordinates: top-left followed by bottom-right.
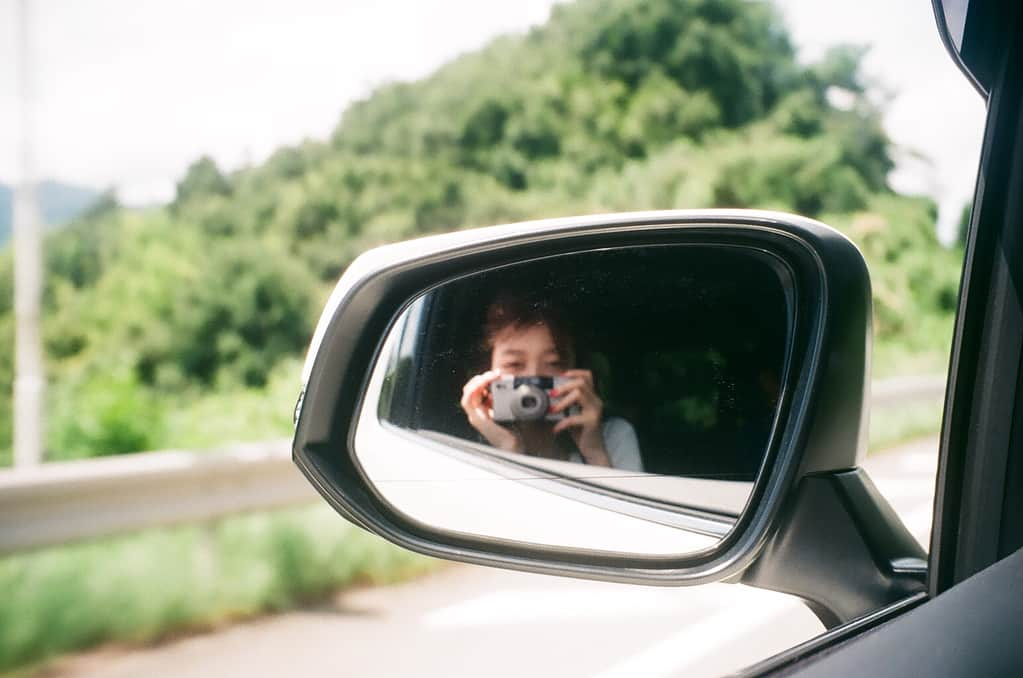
(50, 437), (938, 678)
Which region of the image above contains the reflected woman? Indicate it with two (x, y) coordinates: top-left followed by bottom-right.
(460, 295), (643, 472)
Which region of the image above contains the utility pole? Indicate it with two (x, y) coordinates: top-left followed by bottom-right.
(13, 0), (44, 467)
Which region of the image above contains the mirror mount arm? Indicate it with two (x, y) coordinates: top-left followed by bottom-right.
(740, 468), (927, 629)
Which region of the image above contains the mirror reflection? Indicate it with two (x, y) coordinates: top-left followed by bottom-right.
(463, 296), (642, 472)
(356, 244), (791, 556)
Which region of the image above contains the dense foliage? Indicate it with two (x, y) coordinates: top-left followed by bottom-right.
(0, 0), (961, 464)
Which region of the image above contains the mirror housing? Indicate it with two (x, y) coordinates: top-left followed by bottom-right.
(931, 0), (1019, 97)
(293, 210), (924, 624)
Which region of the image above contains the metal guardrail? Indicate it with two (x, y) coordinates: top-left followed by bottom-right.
(0, 376), (947, 556)
(0, 439), (312, 555)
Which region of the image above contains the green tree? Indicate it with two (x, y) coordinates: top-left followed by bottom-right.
(173, 155), (232, 207)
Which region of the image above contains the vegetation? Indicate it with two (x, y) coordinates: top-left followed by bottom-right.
(0, 2), (964, 670)
(0, 505), (439, 672)
(0, 0), (960, 464)
(868, 395), (944, 453)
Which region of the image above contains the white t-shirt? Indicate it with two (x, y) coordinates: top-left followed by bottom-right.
(568, 417), (643, 472)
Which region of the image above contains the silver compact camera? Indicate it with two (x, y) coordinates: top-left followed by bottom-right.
(490, 376), (578, 423)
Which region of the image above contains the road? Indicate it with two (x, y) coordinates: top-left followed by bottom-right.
(49, 437), (938, 678)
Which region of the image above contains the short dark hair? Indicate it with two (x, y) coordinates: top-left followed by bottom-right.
(482, 294), (577, 367)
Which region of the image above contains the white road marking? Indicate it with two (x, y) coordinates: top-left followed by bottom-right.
(423, 583), (733, 628)
(588, 597), (802, 678)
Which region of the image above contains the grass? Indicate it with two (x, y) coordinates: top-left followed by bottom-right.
(868, 395), (944, 454)
(153, 357), (304, 452)
(0, 504), (439, 674)
(868, 342), (948, 453)
(872, 342), (951, 381)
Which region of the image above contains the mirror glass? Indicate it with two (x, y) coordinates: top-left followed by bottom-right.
(354, 244), (792, 557)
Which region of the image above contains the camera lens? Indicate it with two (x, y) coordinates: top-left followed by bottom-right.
(510, 384), (548, 420)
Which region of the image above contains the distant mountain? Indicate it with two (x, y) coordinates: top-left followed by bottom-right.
(0, 181), (101, 245)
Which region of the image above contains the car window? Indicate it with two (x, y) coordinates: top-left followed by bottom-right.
(0, 0), (984, 675)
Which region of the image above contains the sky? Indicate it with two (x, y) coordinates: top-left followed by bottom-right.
(0, 0), (985, 241)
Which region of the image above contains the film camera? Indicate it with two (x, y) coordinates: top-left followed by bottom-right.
(490, 376), (579, 423)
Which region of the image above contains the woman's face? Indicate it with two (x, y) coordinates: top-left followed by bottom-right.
(490, 323), (565, 377)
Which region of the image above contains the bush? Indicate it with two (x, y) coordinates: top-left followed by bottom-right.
(0, 506), (439, 672)
(47, 371), (164, 460)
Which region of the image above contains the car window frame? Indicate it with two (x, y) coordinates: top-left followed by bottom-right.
(929, 4), (1023, 595)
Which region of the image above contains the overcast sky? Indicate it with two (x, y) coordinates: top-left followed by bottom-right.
(0, 0), (984, 241)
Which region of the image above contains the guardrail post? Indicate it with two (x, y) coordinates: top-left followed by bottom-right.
(13, 0), (45, 469)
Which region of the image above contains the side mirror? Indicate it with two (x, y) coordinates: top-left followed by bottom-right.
(293, 210), (925, 628)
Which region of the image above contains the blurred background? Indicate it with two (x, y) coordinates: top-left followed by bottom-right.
(0, 0), (983, 674)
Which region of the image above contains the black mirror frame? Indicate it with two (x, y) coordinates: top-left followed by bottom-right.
(292, 210), (871, 587)
(931, 0), (1021, 99)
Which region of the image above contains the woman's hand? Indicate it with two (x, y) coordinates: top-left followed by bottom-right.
(460, 370), (522, 452)
(550, 369), (611, 466)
